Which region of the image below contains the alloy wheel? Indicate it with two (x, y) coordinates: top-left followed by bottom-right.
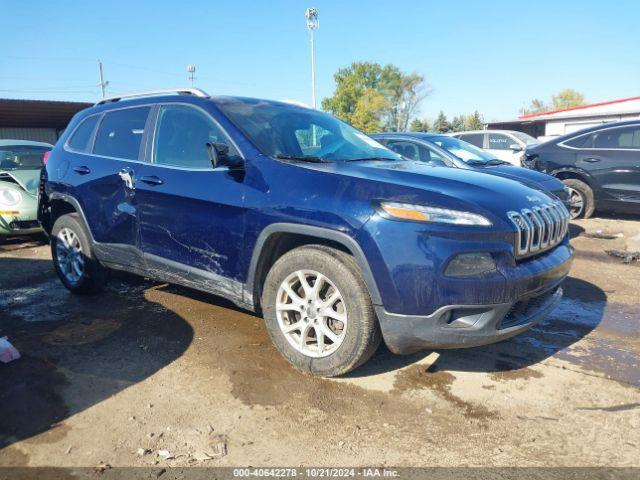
(275, 270), (348, 358)
(566, 187), (585, 219)
(55, 227), (85, 285)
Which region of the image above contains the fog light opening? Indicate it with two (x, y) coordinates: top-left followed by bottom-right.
(445, 252), (496, 277)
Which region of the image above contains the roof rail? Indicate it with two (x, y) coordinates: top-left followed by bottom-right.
(95, 88), (209, 106)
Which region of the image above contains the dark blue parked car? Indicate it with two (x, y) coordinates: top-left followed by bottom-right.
(371, 132), (570, 207)
(39, 89), (573, 376)
(523, 120), (640, 219)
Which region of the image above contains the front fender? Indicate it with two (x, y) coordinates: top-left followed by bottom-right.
(245, 223), (383, 310)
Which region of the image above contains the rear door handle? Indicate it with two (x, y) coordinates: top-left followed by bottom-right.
(73, 165), (91, 175)
(139, 175), (164, 186)
(583, 158), (601, 163)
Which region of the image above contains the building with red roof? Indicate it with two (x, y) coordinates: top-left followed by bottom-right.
(486, 96), (640, 140)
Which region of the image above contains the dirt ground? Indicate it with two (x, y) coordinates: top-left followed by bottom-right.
(0, 217), (639, 468)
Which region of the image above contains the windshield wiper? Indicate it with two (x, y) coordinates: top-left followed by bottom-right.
(466, 158), (509, 166)
(465, 159), (488, 166)
(486, 159), (511, 166)
(275, 154), (328, 163)
(344, 157), (398, 162)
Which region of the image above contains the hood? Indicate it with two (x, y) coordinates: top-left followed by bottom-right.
(473, 164), (564, 193)
(300, 159), (558, 224)
(0, 169), (40, 195)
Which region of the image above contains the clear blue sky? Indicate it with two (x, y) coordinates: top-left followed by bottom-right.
(2, 0), (639, 121)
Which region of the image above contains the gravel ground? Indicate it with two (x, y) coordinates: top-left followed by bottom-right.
(0, 217), (639, 468)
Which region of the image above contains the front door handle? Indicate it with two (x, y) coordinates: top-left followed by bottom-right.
(583, 158), (601, 163)
(118, 168), (135, 189)
(139, 175), (164, 186)
(73, 165), (91, 175)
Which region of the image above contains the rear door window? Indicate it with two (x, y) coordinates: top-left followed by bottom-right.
(68, 115), (100, 152)
(593, 126), (640, 149)
(458, 133), (484, 148)
(93, 107), (151, 160)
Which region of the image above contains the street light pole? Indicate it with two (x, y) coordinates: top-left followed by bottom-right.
(97, 60), (107, 99)
(305, 7), (319, 109)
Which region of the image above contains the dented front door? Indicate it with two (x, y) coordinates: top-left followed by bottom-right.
(135, 103), (246, 299)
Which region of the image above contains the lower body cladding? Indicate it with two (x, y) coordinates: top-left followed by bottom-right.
(375, 250), (573, 355)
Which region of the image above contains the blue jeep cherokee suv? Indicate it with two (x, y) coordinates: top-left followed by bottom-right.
(39, 88), (573, 376)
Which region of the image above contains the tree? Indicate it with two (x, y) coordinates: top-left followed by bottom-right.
(351, 89), (389, 133)
(410, 118), (430, 132)
(521, 89), (585, 115)
(464, 110), (484, 130)
(552, 89), (585, 110)
(450, 115), (465, 132)
(322, 61), (430, 133)
(520, 98), (549, 115)
(321, 62), (394, 132)
(392, 73), (431, 131)
(432, 111), (451, 133)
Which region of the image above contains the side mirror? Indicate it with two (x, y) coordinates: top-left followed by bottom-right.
(206, 142), (230, 169)
(509, 144), (523, 152)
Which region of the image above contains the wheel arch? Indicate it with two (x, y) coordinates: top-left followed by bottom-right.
(246, 223), (382, 312)
(549, 167), (596, 188)
(44, 193), (95, 242)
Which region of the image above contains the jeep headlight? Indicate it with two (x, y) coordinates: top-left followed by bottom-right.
(379, 202), (492, 226)
(0, 188), (22, 207)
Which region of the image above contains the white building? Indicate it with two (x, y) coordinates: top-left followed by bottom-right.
(487, 96), (640, 140)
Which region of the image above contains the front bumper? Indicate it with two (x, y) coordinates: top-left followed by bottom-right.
(0, 213), (41, 236)
(377, 284), (563, 354)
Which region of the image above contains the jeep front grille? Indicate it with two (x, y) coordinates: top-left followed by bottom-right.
(507, 202), (569, 258)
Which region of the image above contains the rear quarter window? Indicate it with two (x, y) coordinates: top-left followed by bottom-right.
(93, 107), (151, 160)
(459, 133), (484, 148)
(68, 115), (100, 152)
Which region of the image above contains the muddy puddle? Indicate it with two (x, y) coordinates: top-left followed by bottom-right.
(393, 364), (498, 420)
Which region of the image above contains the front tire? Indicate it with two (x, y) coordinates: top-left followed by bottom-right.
(562, 178), (595, 219)
(262, 245), (381, 377)
(51, 213), (109, 294)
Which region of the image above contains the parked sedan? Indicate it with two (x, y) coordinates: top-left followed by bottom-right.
(371, 132), (568, 205)
(0, 140), (52, 236)
(524, 120), (640, 219)
(450, 130), (540, 166)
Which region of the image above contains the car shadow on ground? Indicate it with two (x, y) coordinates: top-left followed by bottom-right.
(0, 259), (194, 451)
(348, 276), (606, 378)
(0, 234), (47, 253)
(568, 222), (585, 239)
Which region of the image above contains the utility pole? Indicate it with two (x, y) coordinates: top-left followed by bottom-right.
(187, 65), (196, 86)
(97, 60), (108, 98)
(305, 7), (319, 109)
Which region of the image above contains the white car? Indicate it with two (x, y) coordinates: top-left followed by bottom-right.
(449, 130), (540, 166)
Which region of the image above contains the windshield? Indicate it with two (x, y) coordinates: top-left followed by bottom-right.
(510, 131), (539, 145)
(215, 98), (401, 162)
(0, 145), (50, 170)
(427, 136), (498, 164)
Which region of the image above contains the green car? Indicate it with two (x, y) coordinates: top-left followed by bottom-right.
(0, 140), (53, 236)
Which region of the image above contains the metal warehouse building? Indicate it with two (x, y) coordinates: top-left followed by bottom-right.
(487, 96), (640, 140)
(0, 98), (92, 144)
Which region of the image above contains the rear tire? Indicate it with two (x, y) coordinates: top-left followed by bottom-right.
(262, 245), (381, 377)
(51, 213), (109, 294)
(562, 178), (595, 219)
